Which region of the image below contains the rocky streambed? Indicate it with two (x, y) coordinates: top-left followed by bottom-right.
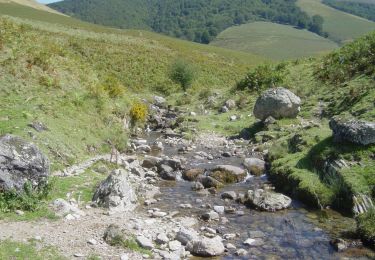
(128, 130), (372, 259)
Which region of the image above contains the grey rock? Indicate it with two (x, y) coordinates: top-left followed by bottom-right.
(210, 165), (246, 183)
(186, 236), (225, 257)
(220, 106), (229, 113)
(243, 158), (266, 176)
(142, 156), (162, 168)
(191, 182), (205, 191)
(92, 169), (137, 213)
(52, 198), (85, 217)
(329, 117), (375, 145)
(158, 164), (176, 180)
(136, 145), (151, 153)
(229, 115), (237, 121)
(225, 99), (236, 110)
(245, 189), (291, 211)
(243, 238), (264, 246)
(103, 224), (124, 244)
(156, 233), (169, 244)
(0, 134), (49, 192)
(136, 235), (154, 250)
(221, 191), (237, 200)
(236, 249), (248, 256)
(28, 121), (48, 132)
(176, 227), (199, 246)
(169, 240), (182, 251)
(213, 206), (225, 214)
(198, 176), (223, 189)
(201, 210), (219, 221)
(154, 96), (166, 107)
(253, 88), (301, 120)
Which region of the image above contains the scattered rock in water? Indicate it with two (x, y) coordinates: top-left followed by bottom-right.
(157, 164), (176, 180)
(136, 145), (151, 153)
(152, 141), (164, 151)
(213, 206), (225, 214)
(248, 231), (265, 239)
(244, 189), (292, 211)
(191, 182), (205, 191)
(236, 248), (248, 256)
(201, 210), (220, 221)
(92, 169), (137, 213)
(198, 176), (224, 189)
(186, 236), (225, 257)
(222, 151), (231, 157)
(210, 165), (246, 184)
(142, 156), (162, 169)
(136, 235), (154, 250)
(226, 243), (236, 250)
(0, 134), (50, 192)
(182, 168), (205, 181)
(329, 117), (375, 145)
(221, 191), (237, 200)
(253, 87), (301, 120)
(243, 158), (266, 176)
(243, 238), (265, 247)
(330, 238), (348, 252)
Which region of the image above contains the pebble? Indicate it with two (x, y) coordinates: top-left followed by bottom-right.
(213, 206), (225, 214)
(15, 210), (25, 216)
(120, 254), (129, 260)
(226, 243), (236, 250)
(179, 204), (192, 209)
(73, 253), (85, 257)
(236, 249), (248, 256)
(156, 233), (169, 244)
(87, 239), (97, 245)
(243, 238), (264, 246)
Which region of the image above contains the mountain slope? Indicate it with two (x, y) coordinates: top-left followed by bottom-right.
(0, 0), (64, 15)
(297, 0), (375, 44)
(210, 22), (338, 60)
(323, 0), (375, 22)
(49, 0), (321, 44)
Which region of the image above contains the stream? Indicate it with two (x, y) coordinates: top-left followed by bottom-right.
(139, 131), (371, 259)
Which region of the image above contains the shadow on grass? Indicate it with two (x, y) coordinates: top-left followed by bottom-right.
(230, 121), (264, 140)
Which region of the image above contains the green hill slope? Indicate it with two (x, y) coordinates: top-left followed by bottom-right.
(210, 21), (338, 60)
(0, 4), (264, 170)
(297, 0), (375, 44)
(322, 0), (375, 22)
(49, 0), (322, 44)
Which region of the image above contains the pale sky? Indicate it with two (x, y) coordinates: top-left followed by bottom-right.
(36, 0), (61, 4)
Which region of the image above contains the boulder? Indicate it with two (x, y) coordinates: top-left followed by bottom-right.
(176, 227), (199, 246)
(221, 191), (237, 200)
(186, 236), (225, 257)
(142, 155), (162, 169)
(191, 182), (205, 191)
(210, 165), (246, 183)
(244, 189), (291, 211)
(136, 235), (154, 250)
(157, 164), (176, 180)
(253, 88), (301, 120)
(198, 176), (223, 189)
(0, 134), (49, 192)
(153, 96), (166, 107)
(92, 169), (137, 212)
(329, 117), (375, 145)
(182, 168), (205, 181)
(243, 158), (266, 176)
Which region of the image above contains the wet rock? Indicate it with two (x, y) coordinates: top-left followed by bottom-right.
(179, 203), (192, 209)
(213, 206), (225, 214)
(186, 236), (225, 257)
(221, 191), (237, 200)
(201, 210), (219, 221)
(191, 182), (205, 191)
(330, 238), (348, 252)
(152, 141), (164, 151)
(244, 189), (291, 211)
(142, 156), (162, 169)
(236, 249), (248, 256)
(136, 235), (154, 250)
(253, 87), (301, 120)
(161, 158), (182, 171)
(243, 238), (264, 246)
(158, 164), (176, 180)
(243, 158), (265, 176)
(182, 168), (204, 181)
(0, 134), (49, 192)
(198, 176), (224, 189)
(222, 152), (231, 157)
(210, 165), (246, 183)
(176, 227), (199, 246)
(92, 169), (137, 213)
(329, 117), (375, 145)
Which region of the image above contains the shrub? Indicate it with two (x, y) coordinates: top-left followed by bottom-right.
(101, 76), (125, 98)
(236, 64), (286, 92)
(357, 209), (375, 247)
(169, 59), (195, 92)
(129, 102), (148, 128)
(0, 180), (53, 212)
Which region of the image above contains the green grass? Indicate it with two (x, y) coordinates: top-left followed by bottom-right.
(211, 21), (338, 60)
(0, 240), (66, 260)
(297, 0), (375, 44)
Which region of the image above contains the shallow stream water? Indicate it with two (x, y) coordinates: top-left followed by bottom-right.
(142, 132), (373, 259)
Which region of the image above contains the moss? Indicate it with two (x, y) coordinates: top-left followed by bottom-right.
(357, 209), (375, 248)
(210, 170), (246, 184)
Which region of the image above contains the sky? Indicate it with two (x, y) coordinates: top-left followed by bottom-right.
(36, 0), (61, 4)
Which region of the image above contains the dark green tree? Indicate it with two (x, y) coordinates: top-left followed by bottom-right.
(169, 59), (195, 92)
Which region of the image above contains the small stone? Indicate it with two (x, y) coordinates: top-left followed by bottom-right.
(168, 240), (182, 251)
(179, 204), (193, 209)
(243, 238), (264, 247)
(136, 235), (154, 250)
(236, 249), (248, 256)
(74, 253), (85, 257)
(226, 243), (236, 250)
(87, 239), (97, 245)
(229, 115), (237, 121)
(213, 206), (225, 214)
(156, 233), (169, 244)
(15, 210), (25, 216)
(221, 191), (237, 200)
(201, 210), (219, 221)
(152, 211), (167, 218)
(65, 214), (75, 220)
(120, 254), (129, 260)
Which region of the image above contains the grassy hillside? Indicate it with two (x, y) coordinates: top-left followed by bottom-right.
(210, 21), (338, 60)
(49, 0), (323, 44)
(297, 0), (375, 44)
(0, 5), (264, 172)
(0, 0), (63, 15)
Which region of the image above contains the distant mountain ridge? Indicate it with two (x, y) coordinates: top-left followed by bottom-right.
(49, 0), (325, 43)
(0, 0), (64, 15)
